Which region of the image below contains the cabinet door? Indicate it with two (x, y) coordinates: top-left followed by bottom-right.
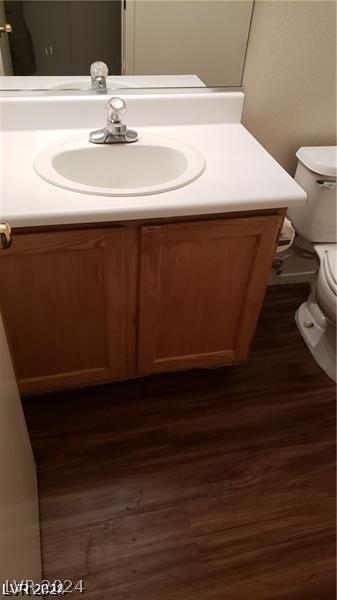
(0, 228), (129, 394)
(138, 215), (282, 374)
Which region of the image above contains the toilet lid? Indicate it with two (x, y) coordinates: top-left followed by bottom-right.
(296, 146), (337, 177)
(323, 249), (337, 295)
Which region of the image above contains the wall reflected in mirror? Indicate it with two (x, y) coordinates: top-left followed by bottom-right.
(1, 0), (254, 89)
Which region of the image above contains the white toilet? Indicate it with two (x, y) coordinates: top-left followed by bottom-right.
(287, 146), (337, 382)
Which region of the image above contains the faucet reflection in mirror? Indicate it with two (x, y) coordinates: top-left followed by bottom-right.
(90, 61), (108, 92)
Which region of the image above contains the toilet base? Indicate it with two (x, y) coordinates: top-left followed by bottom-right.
(296, 299), (336, 382)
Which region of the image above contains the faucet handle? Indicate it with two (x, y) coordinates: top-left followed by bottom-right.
(90, 61), (108, 80)
(106, 97), (127, 123)
(89, 95), (137, 144)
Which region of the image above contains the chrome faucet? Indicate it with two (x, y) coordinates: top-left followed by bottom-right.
(89, 97), (138, 144)
(90, 61), (108, 91)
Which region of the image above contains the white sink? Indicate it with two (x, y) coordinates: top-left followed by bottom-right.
(51, 82), (91, 90)
(34, 134), (205, 196)
(50, 80), (138, 90)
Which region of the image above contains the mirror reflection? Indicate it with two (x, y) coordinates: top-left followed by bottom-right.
(0, 0), (254, 89)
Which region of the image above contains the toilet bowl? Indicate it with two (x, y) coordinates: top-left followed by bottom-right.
(288, 146), (337, 381)
(295, 244), (336, 381)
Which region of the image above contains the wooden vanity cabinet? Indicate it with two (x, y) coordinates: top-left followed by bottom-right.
(0, 213), (283, 394)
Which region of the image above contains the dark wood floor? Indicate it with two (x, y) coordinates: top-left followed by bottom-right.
(23, 284), (336, 600)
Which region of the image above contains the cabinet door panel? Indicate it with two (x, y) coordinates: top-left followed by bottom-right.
(138, 216), (282, 374)
(0, 228), (127, 393)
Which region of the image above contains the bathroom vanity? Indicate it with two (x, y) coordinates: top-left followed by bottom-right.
(0, 211), (283, 394)
(0, 90), (306, 394)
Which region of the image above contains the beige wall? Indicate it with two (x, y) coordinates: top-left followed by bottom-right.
(242, 0), (337, 175)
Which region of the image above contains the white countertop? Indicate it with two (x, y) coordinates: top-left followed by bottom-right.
(0, 91), (306, 228)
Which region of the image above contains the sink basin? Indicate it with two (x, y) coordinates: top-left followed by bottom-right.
(52, 82), (91, 90)
(50, 79), (141, 90)
(34, 134), (206, 196)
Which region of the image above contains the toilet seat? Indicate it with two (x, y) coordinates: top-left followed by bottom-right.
(315, 246), (337, 325)
(323, 249), (337, 295)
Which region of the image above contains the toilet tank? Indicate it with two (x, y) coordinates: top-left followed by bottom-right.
(287, 146), (337, 243)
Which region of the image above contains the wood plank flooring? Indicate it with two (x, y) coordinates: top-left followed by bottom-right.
(23, 284), (336, 599)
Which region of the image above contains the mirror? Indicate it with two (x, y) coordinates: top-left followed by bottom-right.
(0, 0), (254, 90)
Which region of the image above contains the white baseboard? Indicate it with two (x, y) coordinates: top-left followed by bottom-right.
(269, 270), (316, 285)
